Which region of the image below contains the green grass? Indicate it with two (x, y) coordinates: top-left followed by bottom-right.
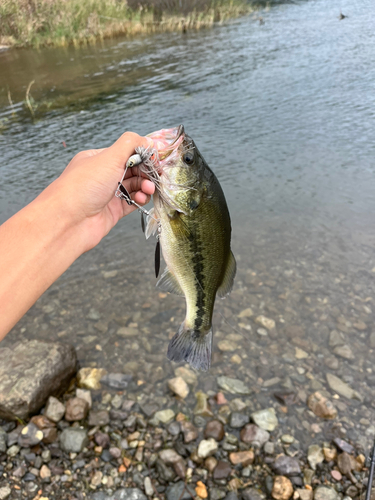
(0, 0), (260, 49)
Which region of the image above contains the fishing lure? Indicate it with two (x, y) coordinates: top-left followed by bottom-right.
(115, 147), (162, 277)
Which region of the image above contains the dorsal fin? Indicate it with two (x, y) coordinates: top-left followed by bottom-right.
(217, 250), (236, 298)
(156, 267), (184, 296)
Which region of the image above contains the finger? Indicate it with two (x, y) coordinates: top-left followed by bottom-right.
(109, 132), (153, 167)
(123, 177), (155, 196)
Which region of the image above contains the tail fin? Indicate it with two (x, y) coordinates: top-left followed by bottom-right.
(167, 324), (212, 371)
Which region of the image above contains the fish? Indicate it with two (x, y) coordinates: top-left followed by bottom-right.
(134, 125), (236, 371)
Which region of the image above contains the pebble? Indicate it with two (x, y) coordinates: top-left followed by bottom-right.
(238, 308), (254, 318)
(337, 452), (353, 475)
(333, 345), (354, 360)
(210, 488), (226, 500)
(205, 420), (225, 441)
(331, 470), (342, 481)
(333, 438), (354, 454)
(194, 391), (213, 417)
(159, 449), (182, 464)
(307, 392), (337, 419)
(60, 428), (88, 453)
(168, 377), (189, 398)
(40, 465), (51, 479)
(295, 347), (308, 359)
(198, 438), (218, 458)
(329, 330), (345, 347)
(174, 366), (198, 385)
(76, 388), (92, 408)
(255, 315), (276, 330)
(295, 490), (312, 500)
(326, 373), (359, 400)
(77, 367), (107, 390)
(144, 477), (154, 496)
(271, 476), (293, 500)
(229, 451), (254, 466)
(88, 410), (110, 427)
(65, 397), (89, 421)
(0, 487), (11, 500)
(213, 460), (232, 479)
(180, 420), (199, 443)
(218, 340), (238, 351)
(242, 488), (266, 500)
(273, 455), (301, 476)
(18, 422), (44, 447)
(307, 445), (324, 470)
(230, 412), (250, 428)
(7, 444), (20, 457)
(44, 396), (66, 423)
(241, 424), (270, 447)
(196, 481), (208, 498)
(101, 373), (132, 390)
(313, 487), (339, 500)
(154, 409), (175, 424)
(166, 482), (196, 500)
(281, 434), (294, 444)
(217, 376), (251, 395)
(251, 408), (278, 431)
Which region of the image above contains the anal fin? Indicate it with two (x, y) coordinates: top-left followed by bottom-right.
(217, 250), (237, 298)
(156, 267), (184, 296)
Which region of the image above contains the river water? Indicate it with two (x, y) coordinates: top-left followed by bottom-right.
(1, 0), (375, 450)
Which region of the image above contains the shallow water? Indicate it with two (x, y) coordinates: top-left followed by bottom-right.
(1, 0), (375, 450)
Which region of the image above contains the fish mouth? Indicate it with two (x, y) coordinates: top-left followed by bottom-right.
(147, 125), (185, 161)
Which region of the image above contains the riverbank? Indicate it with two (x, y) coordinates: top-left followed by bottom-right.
(0, 0), (261, 49)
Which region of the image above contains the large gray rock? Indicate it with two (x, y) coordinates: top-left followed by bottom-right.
(0, 340), (77, 420)
(60, 428), (88, 453)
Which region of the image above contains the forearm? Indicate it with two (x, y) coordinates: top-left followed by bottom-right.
(0, 180), (87, 341)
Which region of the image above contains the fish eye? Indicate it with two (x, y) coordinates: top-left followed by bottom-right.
(183, 152), (194, 165)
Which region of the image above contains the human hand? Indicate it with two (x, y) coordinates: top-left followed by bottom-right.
(46, 132), (155, 251)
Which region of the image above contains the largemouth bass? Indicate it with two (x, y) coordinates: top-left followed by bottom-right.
(131, 125), (236, 371)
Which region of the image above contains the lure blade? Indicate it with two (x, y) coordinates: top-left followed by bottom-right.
(141, 212), (145, 233)
(118, 183), (132, 205)
(155, 240), (161, 278)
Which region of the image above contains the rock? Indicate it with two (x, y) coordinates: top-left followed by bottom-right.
(44, 396), (66, 423)
(18, 423), (44, 447)
(197, 438), (218, 458)
(76, 388), (92, 408)
(337, 452), (354, 475)
(205, 420), (225, 441)
(331, 470), (342, 481)
(154, 409), (175, 424)
(205, 456), (218, 472)
(307, 445), (324, 470)
(224, 493), (238, 500)
(323, 445), (337, 461)
(242, 488), (266, 500)
(271, 476), (293, 500)
(333, 438), (354, 454)
(229, 451), (254, 466)
(77, 367), (107, 390)
(196, 481), (208, 499)
(210, 489), (226, 500)
(159, 449), (182, 464)
(156, 459), (175, 482)
(238, 308), (254, 318)
(97, 489), (147, 500)
(0, 487), (11, 500)
(295, 347), (308, 359)
(60, 428), (88, 453)
(168, 377), (189, 399)
(30, 414), (55, 430)
(272, 455), (301, 476)
(40, 465), (51, 479)
(144, 477), (153, 497)
(166, 482), (196, 500)
(333, 345), (354, 360)
(7, 444), (20, 457)
(101, 373), (132, 390)
(194, 391), (213, 417)
(329, 330), (345, 347)
(174, 366), (198, 385)
(240, 424), (270, 447)
(281, 435), (294, 444)
(91, 470), (103, 486)
(42, 427), (57, 444)
(0, 340), (76, 420)
(217, 376), (251, 395)
(313, 487), (339, 500)
(65, 397), (89, 421)
(230, 412), (250, 428)
(0, 428), (6, 453)
(255, 315), (276, 330)
(251, 408), (278, 431)
(88, 410), (110, 427)
(218, 340), (238, 351)
(295, 490), (313, 500)
(180, 421), (198, 443)
(213, 460), (232, 479)
(326, 373), (360, 400)
(307, 392), (337, 419)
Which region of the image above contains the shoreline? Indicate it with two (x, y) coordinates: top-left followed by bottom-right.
(0, 0), (262, 51)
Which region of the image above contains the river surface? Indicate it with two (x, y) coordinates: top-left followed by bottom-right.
(1, 0), (375, 451)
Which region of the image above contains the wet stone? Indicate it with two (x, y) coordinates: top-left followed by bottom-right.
(251, 408), (278, 431)
(241, 424), (270, 447)
(225, 493), (238, 500)
(0, 428), (6, 453)
(77, 367), (107, 390)
(156, 459), (176, 482)
(65, 397), (89, 421)
(307, 392), (337, 419)
(159, 448), (182, 464)
(210, 488), (226, 500)
(167, 421), (180, 436)
(229, 412), (250, 428)
(326, 373), (359, 400)
(217, 376), (251, 395)
(296, 490), (313, 500)
(272, 455), (301, 476)
(194, 391), (213, 417)
(337, 452), (354, 475)
(101, 373), (132, 390)
(198, 438), (218, 458)
(174, 366), (198, 385)
(205, 420), (225, 441)
(242, 488), (266, 500)
(92, 489), (147, 500)
(166, 482), (195, 500)
(154, 409), (175, 424)
(44, 396), (66, 423)
(180, 421), (198, 443)
(18, 422), (44, 447)
(168, 377), (189, 398)
(333, 345), (354, 360)
(334, 438), (354, 454)
(88, 410), (110, 427)
(313, 487), (339, 500)
(307, 445), (324, 470)
(271, 476), (293, 500)
(213, 460), (232, 479)
(0, 487), (11, 500)
(229, 450), (254, 466)
(6, 444), (19, 457)
(60, 427), (88, 453)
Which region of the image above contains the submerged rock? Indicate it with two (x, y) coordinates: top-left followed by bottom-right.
(251, 408), (278, 431)
(307, 392), (337, 419)
(168, 377), (189, 399)
(0, 340), (76, 420)
(217, 376), (251, 395)
(77, 367), (107, 390)
(91, 488), (147, 500)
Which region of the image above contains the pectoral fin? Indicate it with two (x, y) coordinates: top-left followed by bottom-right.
(156, 267), (184, 296)
(217, 250), (237, 298)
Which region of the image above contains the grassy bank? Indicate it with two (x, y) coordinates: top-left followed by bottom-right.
(0, 0), (261, 49)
